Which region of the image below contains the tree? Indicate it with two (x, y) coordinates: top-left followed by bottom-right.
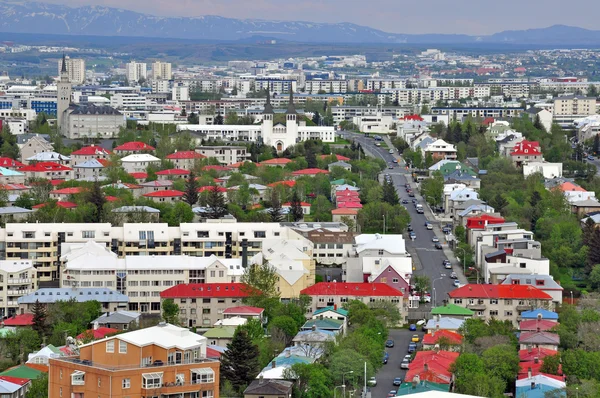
(26, 373), (48, 398)
(241, 261), (280, 305)
(162, 299), (180, 325)
(220, 329), (260, 392)
(382, 179), (399, 205)
(482, 345), (520, 387)
(214, 114), (224, 125)
(540, 353), (561, 375)
(289, 190), (304, 222)
(206, 185), (228, 219)
(164, 202), (195, 226)
(595, 134), (600, 155)
(306, 150), (317, 168)
(312, 111), (321, 125)
(31, 300), (48, 338)
(183, 171), (199, 206)
(187, 112), (199, 124)
(85, 181), (106, 223)
(589, 84), (599, 98)
(269, 315), (298, 345)
(268, 190), (284, 222)
(412, 275), (430, 297)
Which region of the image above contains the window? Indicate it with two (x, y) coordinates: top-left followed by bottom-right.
(71, 371), (85, 386)
(98, 377), (102, 387)
(142, 373), (163, 389)
(191, 368), (215, 384)
(489, 310), (498, 316)
(176, 373), (185, 385)
(505, 300), (512, 305)
(490, 299), (498, 305)
(392, 278), (399, 283)
(106, 341), (114, 353)
(505, 311), (513, 317)
(254, 231), (266, 238)
(82, 231), (95, 239)
(454, 299), (462, 304)
(122, 378), (130, 389)
(119, 341), (127, 354)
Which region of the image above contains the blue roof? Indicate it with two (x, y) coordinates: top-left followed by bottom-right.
(313, 306), (349, 317)
(520, 309), (559, 320)
(0, 167), (24, 177)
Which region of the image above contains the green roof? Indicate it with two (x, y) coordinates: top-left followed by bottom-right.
(438, 162), (476, 176)
(1, 365), (44, 380)
(330, 179), (346, 186)
(301, 319), (344, 330)
(431, 303), (474, 316)
(396, 381), (449, 395)
(313, 306), (349, 317)
(202, 326), (236, 339)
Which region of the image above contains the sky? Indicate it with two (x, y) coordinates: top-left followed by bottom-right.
(42, 0), (600, 35)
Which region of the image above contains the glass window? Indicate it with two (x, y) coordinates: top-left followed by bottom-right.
(142, 373), (163, 389)
(119, 341), (127, 354)
(122, 378), (130, 389)
(106, 341), (114, 353)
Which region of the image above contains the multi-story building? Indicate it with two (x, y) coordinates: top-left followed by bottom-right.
(49, 323), (219, 398)
(17, 134), (54, 163)
(160, 283), (252, 327)
(304, 80), (348, 94)
(304, 231), (356, 266)
(125, 61), (147, 83)
(173, 82), (190, 102)
(366, 79), (407, 91)
(18, 161), (73, 181)
(447, 284), (553, 326)
(195, 146), (249, 165)
(151, 61), (173, 80)
(70, 145), (112, 163)
(553, 95), (597, 126)
(120, 154), (161, 173)
(58, 56), (86, 84)
(64, 105), (126, 139)
(254, 79), (297, 94)
(510, 140), (542, 167)
(18, 287), (129, 314)
(431, 106), (523, 121)
(165, 150), (206, 170)
(110, 93), (147, 111)
(300, 282), (405, 325)
(0, 260), (37, 317)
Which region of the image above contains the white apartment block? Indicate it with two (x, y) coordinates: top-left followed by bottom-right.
(151, 62), (173, 80)
(381, 88), (449, 105)
(58, 56), (86, 84)
(332, 106), (413, 125)
(254, 79), (297, 94)
(110, 93), (147, 110)
(304, 80), (348, 94)
(0, 260), (37, 317)
(538, 81), (600, 95)
(367, 79), (407, 91)
(172, 83), (190, 102)
(152, 79), (172, 93)
(125, 61), (147, 83)
(431, 107), (523, 121)
(475, 83), (529, 98)
(0, 222), (306, 283)
(193, 80), (222, 93)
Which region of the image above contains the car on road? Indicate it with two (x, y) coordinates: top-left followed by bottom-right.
(409, 232), (416, 240)
(436, 242), (444, 250)
(386, 339), (395, 348)
(368, 377), (377, 386)
(408, 342), (417, 353)
(423, 294), (431, 303)
(412, 199), (418, 204)
(408, 192), (415, 197)
(426, 223), (433, 230)
(416, 208), (424, 214)
(442, 226), (452, 234)
(393, 159), (398, 163)
(402, 198), (408, 204)
(588, 155), (595, 160)
(453, 279), (461, 287)
(444, 258), (452, 267)
(432, 236), (439, 242)
(412, 334), (420, 343)
(443, 259), (451, 266)
(383, 352), (389, 364)
(388, 165), (394, 169)
(375, 143), (381, 147)
(393, 377), (402, 386)
(409, 324), (417, 331)
(387, 391), (397, 397)
(450, 272), (457, 279)
(400, 357), (410, 369)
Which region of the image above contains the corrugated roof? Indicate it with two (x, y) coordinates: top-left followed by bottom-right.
(160, 283), (254, 298)
(300, 282), (403, 297)
(448, 284), (552, 300)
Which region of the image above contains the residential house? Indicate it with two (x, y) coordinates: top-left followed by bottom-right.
(0, 207), (34, 223)
(17, 134), (53, 163)
(300, 319), (344, 334)
(282, 201), (311, 216)
(91, 310), (141, 331)
(516, 374), (566, 398)
(260, 158), (293, 168)
(0, 167), (26, 185)
(519, 331), (560, 351)
(519, 319), (558, 332)
(0, 375), (31, 397)
(222, 306), (264, 322)
(48, 323), (219, 398)
(303, 231), (356, 266)
(156, 169), (190, 181)
(291, 168), (329, 179)
(311, 306), (348, 325)
(430, 304), (474, 320)
(510, 140), (542, 167)
(111, 206), (160, 225)
(244, 379), (293, 398)
(520, 309), (559, 322)
(571, 200), (600, 217)
(25, 152), (71, 166)
(423, 139), (457, 161)
(202, 326), (236, 346)
(331, 208), (359, 226)
(113, 141), (155, 155)
(404, 349), (459, 385)
(143, 190), (184, 203)
(18, 162), (73, 180)
(120, 154), (161, 173)
(500, 275), (563, 306)
(73, 158), (104, 180)
(70, 145), (112, 162)
(196, 146), (249, 165)
(328, 161), (352, 172)
(139, 180), (173, 195)
(165, 150), (206, 170)
(556, 181), (596, 204)
(424, 316), (466, 333)
(422, 329), (463, 351)
(483, 251), (550, 284)
(446, 188), (479, 218)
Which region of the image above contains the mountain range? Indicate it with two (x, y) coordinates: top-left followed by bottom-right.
(1, 1), (600, 45)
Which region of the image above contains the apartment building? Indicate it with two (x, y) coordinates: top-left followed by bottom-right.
(331, 105), (413, 125)
(447, 284), (553, 326)
(70, 145), (112, 163)
(151, 62), (173, 80)
(381, 88), (449, 105)
(110, 93), (147, 111)
(49, 323), (219, 398)
(300, 282), (405, 325)
(0, 260), (37, 317)
(160, 283), (252, 327)
(0, 222), (305, 283)
(366, 79), (407, 91)
(64, 105), (126, 139)
(431, 106), (523, 121)
(553, 95), (597, 126)
(500, 274), (563, 306)
(125, 61), (147, 83)
(18, 287), (129, 314)
(195, 146), (249, 165)
(303, 231), (356, 266)
(304, 80), (348, 94)
(254, 79), (297, 94)
(17, 134), (54, 163)
(484, 251), (550, 284)
(166, 150), (206, 170)
(58, 56), (86, 84)
(120, 154), (161, 173)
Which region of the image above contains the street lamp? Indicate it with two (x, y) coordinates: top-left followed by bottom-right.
(456, 247), (467, 276)
(383, 214), (386, 234)
(343, 371), (354, 397)
(468, 267), (480, 284)
(334, 385), (345, 398)
(432, 276), (444, 307)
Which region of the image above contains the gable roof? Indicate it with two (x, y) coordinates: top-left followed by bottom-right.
(268, 180), (296, 188)
(300, 282), (403, 297)
(114, 141), (155, 151)
(519, 331), (560, 345)
(142, 190), (184, 198)
(19, 162), (72, 172)
(260, 158), (292, 165)
(519, 347), (558, 362)
(2, 313), (33, 326)
(160, 283), (254, 298)
(76, 327), (119, 340)
(244, 379), (293, 395)
(520, 309), (559, 320)
(404, 350), (459, 384)
(155, 169), (190, 176)
(301, 319), (344, 330)
(422, 330), (463, 346)
(222, 306), (264, 315)
(71, 145), (111, 156)
(292, 168), (329, 176)
(519, 319), (558, 332)
(448, 284), (552, 300)
(313, 306), (349, 317)
(166, 150), (205, 159)
(0, 158), (24, 168)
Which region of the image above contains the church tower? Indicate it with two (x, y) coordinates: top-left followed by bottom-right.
(261, 89), (274, 146)
(57, 53), (72, 137)
(285, 89), (298, 148)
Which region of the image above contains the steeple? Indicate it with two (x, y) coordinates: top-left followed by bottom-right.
(263, 89), (273, 114)
(61, 53), (67, 74)
(286, 89), (297, 115)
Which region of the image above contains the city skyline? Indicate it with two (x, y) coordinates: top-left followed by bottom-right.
(35, 0), (600, 35)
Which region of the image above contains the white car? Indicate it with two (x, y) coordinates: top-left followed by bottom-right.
(368, 377), (377, 386)
(426, 224), (433, 230)
(453, 280), (461, 287)
(432, 236), (439, 243)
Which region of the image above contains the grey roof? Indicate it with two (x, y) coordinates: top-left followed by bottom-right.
(582, 213), (600, 224)
(500, 274), (563, 290)
(329, 161), (351, 168)
(457, 204), (495, 217)
(454, 199), (485, 210)
(416, 137), (435, 150)
(93, 310), (141, 325)
(18, 288), (129, 304)
(425, 317), (465, 331)
(262, 89), (274, 115)
(485, 250), (507, 260)
(16, 134), (51, 145)
(0, 206), (33, 215)
(112, 206), (160, 214)
(69, 105), (122, 115)
(571, 199), (600, 207)
(245, 379), (293, 395)
(74, 159), (104, 168)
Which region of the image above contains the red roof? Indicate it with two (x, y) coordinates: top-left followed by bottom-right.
(292, 168), (329, 176)
(300, 282), (403, 297)
(229, 161), (249, 169)
(404, 350), (459, 384)
(0, 184), (29, 191)
(0, 375), (30, 386)
(50, 187), (83, 195)
(206, 347), (223, 358)
(71, 145), (111, 156)
(422, 330), (463, 346)
(19, 162), (72, 172)
(268, 180), (296, 188)
(129, 172), (148, 179)
(558, 182), (586, 192)
(222, 306), (264, 315)
(319, 154), (351, 161)
(97, 159), (110, 167)
(519, 348), (558, 362)
(482, 117), (495, 126)
(105, 196), (119, 202)
(76, 327), (119, 340)
(260, 158), (292, 165)
(331, 208), (359, 215)
(114, 141), (155, 152)
(0, 158), (24, 168)
(166, 151), (205, 160)
(49, 180), (65, 186)
(2, 314), (34, 326)
(336, 196), (361, 203)
(143, 189), (184, 198)
(511, 140), (542, 156)
(32, 201), (77, 209)
(519, 319), (558, 332)
(160, 283), (255, 298)
(403, 114), (424, 121)
(449, 284), (552, 300)
(202, 165), (231, 172)
(283, 202), (311, 207)
(519, 361), (563, 378)
(337, 201), (363, 209)
(465, 214), (505, 230)
(336, 189), (360, 197)
(198, 185), (227, 193)
(155, 169), (190, 176)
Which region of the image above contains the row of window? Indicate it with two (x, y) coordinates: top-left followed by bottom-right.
(453, 299), (536, 305)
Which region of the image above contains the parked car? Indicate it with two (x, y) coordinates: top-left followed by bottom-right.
(444, 260), (452, 268)
(409, 324), (417, 331)
(408, 192), (415, 197)
(383, 352), (389, 364)
(412, 334), (420, 343)
(426, 223), (433, 230)
(386, 339), (395, 348)
(393, 377), (402, 386)
(402, 199), (409, 204)
(432, 236), (439, 242)
(387, 391), (397, 397)
(453, 279), (461, 287)
(435, 243), (444, 250)
(443, 260), (451, 266)
(450, 272), (457, 279)
(400, 358), (410, 369)
(408, 342), (417, 353)
(368, 377), (377, 386)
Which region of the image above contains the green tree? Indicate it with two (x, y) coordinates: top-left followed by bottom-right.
(241, 262), (280, 305)
(269, 315), (298, 346)
(382, 179), (399, 205)
(31, 300), (48, 339)
(289, 190), (304, 222)
(540, 353), (561, 375)
(412, 275), (430, 298)
(482, 344), (520, 387)
(236, 318), (264, 341)
(214, 114), (224, 125)
(268, 190), (284, 222)
(220, 329), (260, 392)
(306, 150), (317, 168)
(3, 328), (40, 363)
(25, 373), (48, 398)
(182, 171), (199, 206)
(206, 185), (228, 219)
(85, 181), (106, 223)
(164, 202), (195, 226)
(161, 299), (180, 324)
(283, 363), (333, 398)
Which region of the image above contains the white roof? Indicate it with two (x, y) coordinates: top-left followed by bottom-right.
(354, 233), (406, 255)
(214, 316), (248, 327)
(0, 260), (34, 273)
(425, 138), (456, 152)
(89, 323), (207, 351)
(0, 379), (24, 394)
(26, 151), (70, 161)
(449, 188), (479, 201)
(406, 393), (486, 398)
(120, 154), (160, 162)
(443, 183), (467, 194)
(516, 374), (565, 389)
(229, 183), (267, 191)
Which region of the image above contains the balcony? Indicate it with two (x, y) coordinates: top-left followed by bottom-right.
(55, 356), (219, 372)
(7, 289), (31, 296)
(517, 304), (533, 311)
(467, 304), (487, 311)
(8, 279), (32, 285)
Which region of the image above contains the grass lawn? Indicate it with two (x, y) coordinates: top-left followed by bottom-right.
(334, 137), (351, 145)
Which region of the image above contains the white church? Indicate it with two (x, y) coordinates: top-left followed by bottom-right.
(177, 91), (335, 152)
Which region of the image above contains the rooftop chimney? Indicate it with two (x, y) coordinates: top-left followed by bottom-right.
(272, 359), (276, 369)
(259, 375), (264, 384)
(534, 357), (539, 364)
(424, 363), (429, 372)
(528, 367), (532, 379)
(241, 239), (248, 269)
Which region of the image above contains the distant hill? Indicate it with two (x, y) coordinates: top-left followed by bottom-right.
(0, 2), (599, 45)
